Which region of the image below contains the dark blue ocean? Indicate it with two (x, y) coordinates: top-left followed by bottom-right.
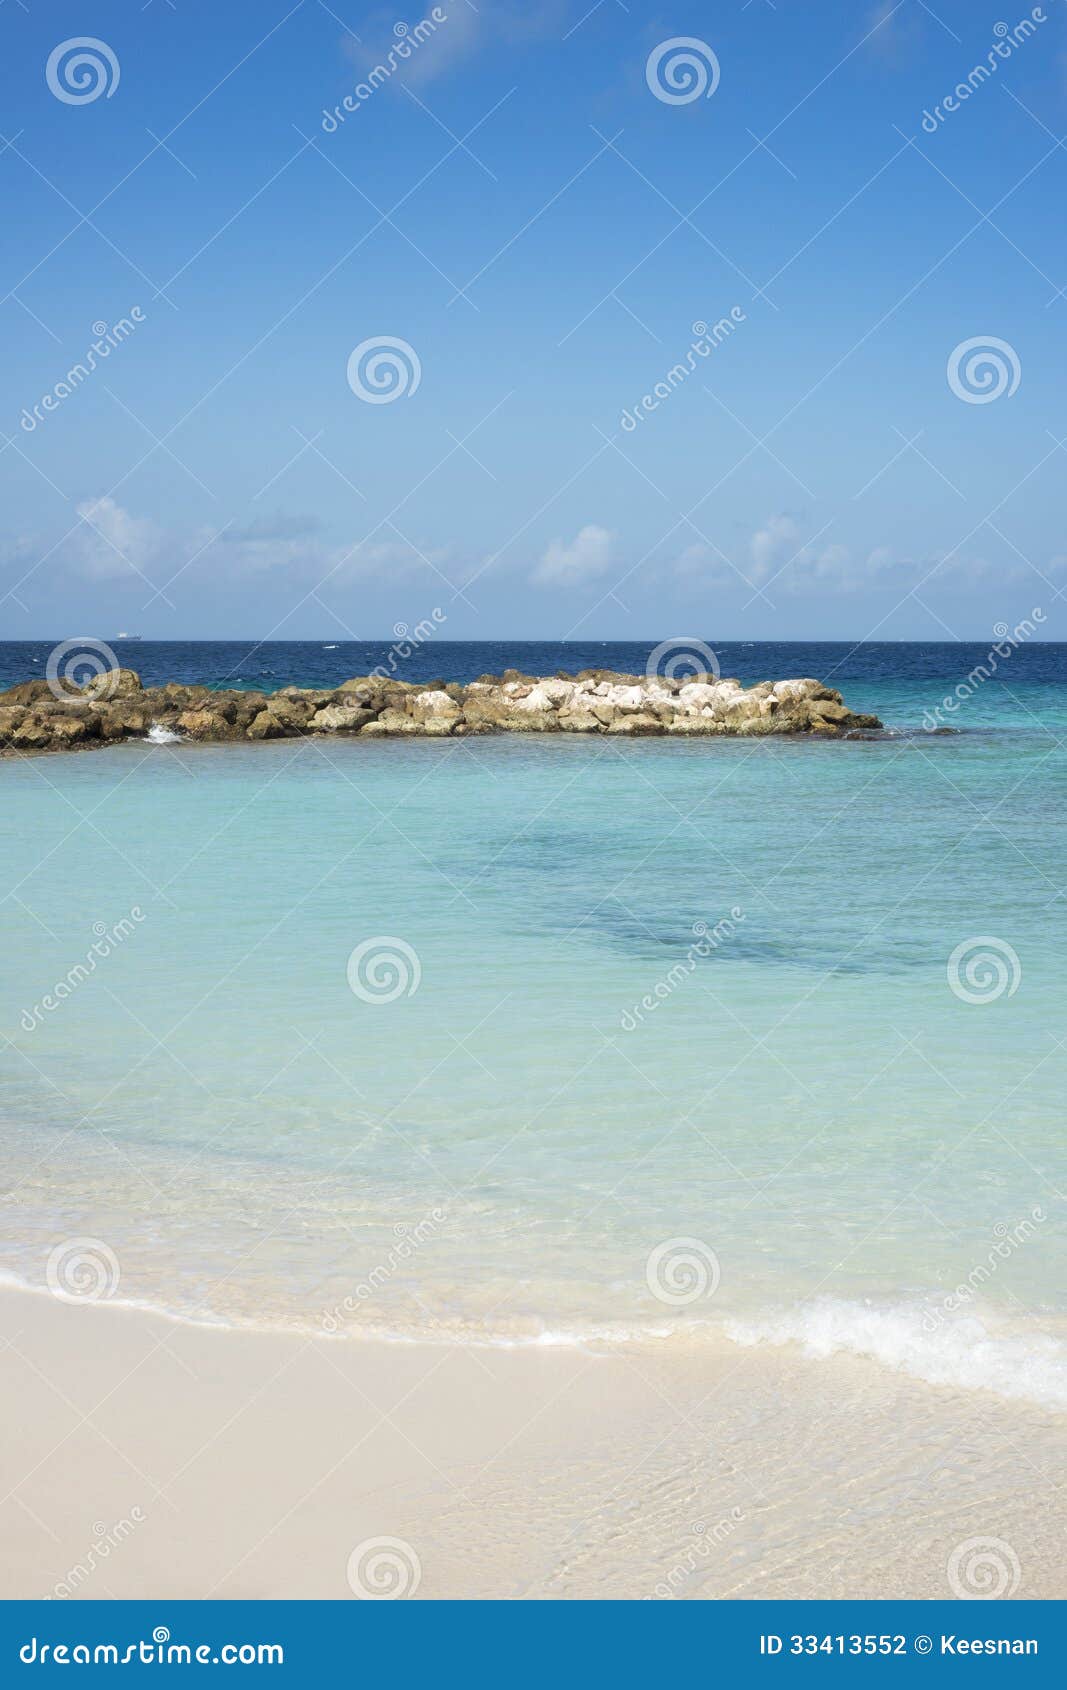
(3, 638), (1066, 733)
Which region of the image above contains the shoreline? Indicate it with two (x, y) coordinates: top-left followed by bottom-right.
(2, 1285), (1064, 1600)
(4, 1264), (1066, 1415)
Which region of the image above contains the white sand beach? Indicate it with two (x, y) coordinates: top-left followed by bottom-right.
(2, 1286), (1063, 1601)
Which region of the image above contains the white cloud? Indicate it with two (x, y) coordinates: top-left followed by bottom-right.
(669, 520), (1009, 598)
(786, 542), (852, 592)
(17, 497), (1040, 614)
(201, 529), (449, 583)
(345, 2), (565, 89)
(749, 514), (800, 582)
(863, 1), (923, 66)
(72, 497), (161, 581)
(532, 524), (616, 588)
(48, 499), (450, 595)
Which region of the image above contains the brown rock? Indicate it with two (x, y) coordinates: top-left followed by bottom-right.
(807, 700), (852, 724)
(231, 694), (268, 729)
(576, 669), (643, 686)
(460, 694), (507, 730)
(310, 704), (376, 733)
(12, 717), (54, 748)
(504, 711), (560, 733)
(84, 667), (142, 701)
(246, 710), (286, 740)
(109, 704), (148, 733)
(667, 717), (725, 735)
(606, 714), (665, 735)
(365, 708), (423, 735)
(332, 681), (379, 709)
(178, 709), (226, 740)
(50, 716), (91, 746)
(265, 696), (311, 731)
(155, 683), (210, 712)
(0, 679), (53, 707)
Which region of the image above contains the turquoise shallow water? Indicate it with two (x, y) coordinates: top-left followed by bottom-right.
(0, 648), (1064, 1407)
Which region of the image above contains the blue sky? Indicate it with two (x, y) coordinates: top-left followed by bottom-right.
(2, 0), (1065, 640)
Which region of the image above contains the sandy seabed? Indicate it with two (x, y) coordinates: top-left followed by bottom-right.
(1, 1286), (1063, 1601)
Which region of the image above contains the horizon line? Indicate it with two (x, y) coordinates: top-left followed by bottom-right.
(4, 637), (1065, 647)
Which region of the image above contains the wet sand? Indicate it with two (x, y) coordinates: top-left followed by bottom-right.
(1, 1286), (1063, 1601)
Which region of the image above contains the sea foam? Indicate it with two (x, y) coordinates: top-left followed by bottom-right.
(725, 1297), (1067, 1413)
(146, 722), (182, 744)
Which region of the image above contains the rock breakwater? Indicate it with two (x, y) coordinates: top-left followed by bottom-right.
(0, 668), (881, 756)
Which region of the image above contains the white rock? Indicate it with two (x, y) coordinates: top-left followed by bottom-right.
(643, 682), (675, 708)
(310, 703), (372, 731)
(677, 682), (723, 710)
(413, 689), (460, 717)
(535, 677), (577, 707)
(513, 683), (564, 712)
(772, 678), (820, 702)
(598, 684), (646, 712)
